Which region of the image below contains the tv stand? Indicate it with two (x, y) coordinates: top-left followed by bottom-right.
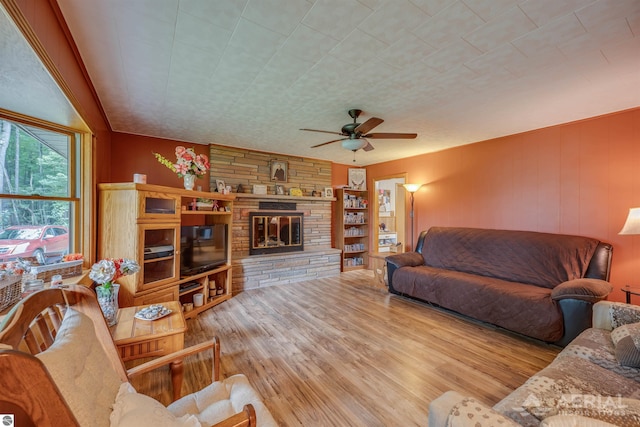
(97, 183), (235, 318)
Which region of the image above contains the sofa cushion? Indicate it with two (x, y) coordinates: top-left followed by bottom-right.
(611, 322), (640, 367)
(558, 328), (640, 382)
(540, 414), (622, 426)
(36, 308), (122, 427)
(167, 374), (277, 427)
(111, 382), (201, 427)
(392, 265), (563, 341)
(420, 227), (599, 289)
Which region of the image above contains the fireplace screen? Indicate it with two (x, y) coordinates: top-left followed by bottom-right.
(249, 212), (303, 255)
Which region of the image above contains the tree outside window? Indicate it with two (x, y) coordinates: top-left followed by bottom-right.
(0, 117), (77, 261)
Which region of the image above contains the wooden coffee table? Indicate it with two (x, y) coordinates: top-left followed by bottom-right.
(110, 301), (186, 400)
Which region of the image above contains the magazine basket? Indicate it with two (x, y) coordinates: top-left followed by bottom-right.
(0, 275), (22, 311)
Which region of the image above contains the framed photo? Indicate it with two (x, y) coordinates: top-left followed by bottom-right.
(253, 184), (267, 195)
(216, 179), (226, 193)
(324, 187), (334, 198)
(348, 168), (366, 190)
(275, 184), (284, 195)
(270, 160), (288, 182)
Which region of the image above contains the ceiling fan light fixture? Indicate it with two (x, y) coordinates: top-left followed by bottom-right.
(342, 139), (367, 151)
(303, 109), (417, 153)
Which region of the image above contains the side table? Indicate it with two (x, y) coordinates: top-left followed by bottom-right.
(622, 286), (640, 304)
(368, 252), (389, 291)
(110, 301), (186, 400)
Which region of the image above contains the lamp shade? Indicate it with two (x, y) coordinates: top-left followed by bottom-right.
(619, 208), (640, 235)
(402, 183), (423, 193)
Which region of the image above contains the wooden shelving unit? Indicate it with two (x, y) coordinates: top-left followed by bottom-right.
(334, 188), (369, 271)
(97, 183), (235, 317)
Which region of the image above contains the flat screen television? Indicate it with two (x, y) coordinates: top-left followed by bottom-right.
(180, 224), (228, 276)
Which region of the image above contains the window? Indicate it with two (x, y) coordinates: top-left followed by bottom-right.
(0, 116), (80, 262)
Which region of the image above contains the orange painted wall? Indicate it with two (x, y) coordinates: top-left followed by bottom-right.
(331, 163), (351, 188)
(366, 108), (640, 303)
(110, 133), (211, 192)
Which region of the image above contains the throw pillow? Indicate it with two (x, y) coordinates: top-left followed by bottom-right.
(111, 382), (201, 427)
(610, 322), (640, 367)
(610, 304), (640, 328)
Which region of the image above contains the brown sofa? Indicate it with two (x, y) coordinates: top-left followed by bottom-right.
(386, 227), (613, 345)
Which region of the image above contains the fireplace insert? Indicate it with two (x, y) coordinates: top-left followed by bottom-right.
(249, 212), (303, 255)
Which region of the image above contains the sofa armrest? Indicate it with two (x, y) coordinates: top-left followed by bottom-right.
(428, 391), (520, 427)
(385, 251), (424, 269)
(385, 252), (425, 293)
(593, 301), (640, 331)
(551, 278), (612, 302)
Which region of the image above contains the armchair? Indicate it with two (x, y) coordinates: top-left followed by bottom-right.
(0, 285), (276, 427)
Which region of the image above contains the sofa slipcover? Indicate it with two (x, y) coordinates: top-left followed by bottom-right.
(387, 227), (613, 344)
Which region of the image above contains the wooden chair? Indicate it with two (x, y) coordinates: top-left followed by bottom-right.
(0, 285), (270, 427)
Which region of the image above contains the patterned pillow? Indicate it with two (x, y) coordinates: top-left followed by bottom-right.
(610, 304), (640, 328)
(610, 322), (640, 367)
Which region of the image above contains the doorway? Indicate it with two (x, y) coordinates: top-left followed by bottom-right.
(373, 174), (407, 254)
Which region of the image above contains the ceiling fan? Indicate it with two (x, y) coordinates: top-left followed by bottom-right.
(300, 109), (417, 153)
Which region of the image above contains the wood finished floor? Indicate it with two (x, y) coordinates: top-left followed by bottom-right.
(129, 270), (560, 426)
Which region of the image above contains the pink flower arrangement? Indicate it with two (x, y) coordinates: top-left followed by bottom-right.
(154, 146), (210, 178)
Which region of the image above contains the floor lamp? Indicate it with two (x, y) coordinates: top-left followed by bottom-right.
(619, 207), (640, 235)
(403, 183), (423, 251)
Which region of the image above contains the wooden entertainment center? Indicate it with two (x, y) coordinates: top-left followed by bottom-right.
(97, 183), (234, 319)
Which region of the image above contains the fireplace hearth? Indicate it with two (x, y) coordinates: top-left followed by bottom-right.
(249, 211), (304, 255)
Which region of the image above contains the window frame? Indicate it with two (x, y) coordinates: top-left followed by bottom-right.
(0, 109), (91, 263)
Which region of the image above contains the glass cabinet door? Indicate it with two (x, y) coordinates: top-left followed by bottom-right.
(139, 225), (179, 291)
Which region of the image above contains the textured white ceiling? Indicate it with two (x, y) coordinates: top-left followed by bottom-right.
(53, 0), (640, 165)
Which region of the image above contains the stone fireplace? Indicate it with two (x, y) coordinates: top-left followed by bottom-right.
(231, 194), (341, 292)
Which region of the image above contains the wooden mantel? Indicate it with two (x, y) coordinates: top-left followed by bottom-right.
(234, 193), (336, 202)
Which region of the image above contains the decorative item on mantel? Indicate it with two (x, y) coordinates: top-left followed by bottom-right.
(89, 258), (140, 326)
(153, 146), (210, 190)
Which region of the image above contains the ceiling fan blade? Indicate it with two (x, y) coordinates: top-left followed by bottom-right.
(311, 138), (347, 148)
(364, 132), (417, 139)
(354, 117), (383, 135)
(300, 128), (345, 136)
(362, 139), (375, 152)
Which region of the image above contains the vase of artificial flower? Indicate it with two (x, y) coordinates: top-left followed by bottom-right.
(183, 173), (195, 190)
(154, 146), (210, 190)
(89, 258), (140, 326)
(95, 283), (120, 327)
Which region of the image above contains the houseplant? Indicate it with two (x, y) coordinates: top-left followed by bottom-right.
(89, 258), (139, 326)
(154, 146), (210, 190)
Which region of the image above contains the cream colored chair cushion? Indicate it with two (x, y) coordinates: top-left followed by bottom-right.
(168, 374), (278, 427)
(111, 382), (201, 427)
(36, 308), (122, 427)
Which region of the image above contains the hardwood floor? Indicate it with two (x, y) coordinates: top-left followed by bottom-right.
(130, 270), (560, 426)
